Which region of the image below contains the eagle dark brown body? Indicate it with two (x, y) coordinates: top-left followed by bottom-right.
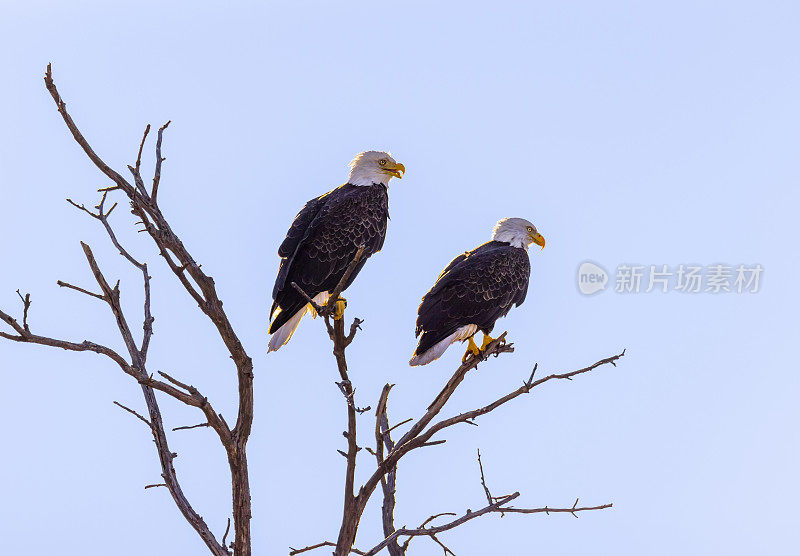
(270, 183), (389, 335)
(411, 240), (531, 365)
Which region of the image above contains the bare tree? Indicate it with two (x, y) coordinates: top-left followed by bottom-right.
(0, 67), (625, 556)
(288, 270), (623, 555)
(1, 65), (251, 556)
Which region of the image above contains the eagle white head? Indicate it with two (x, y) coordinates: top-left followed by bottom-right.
(348, 151), (405, 186)
(492, 217), (546, 250)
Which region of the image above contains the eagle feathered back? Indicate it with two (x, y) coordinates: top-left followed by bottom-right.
(270, 183), (389, 336)
(413, 241), (530, 357)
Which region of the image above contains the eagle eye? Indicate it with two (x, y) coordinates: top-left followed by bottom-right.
(379, 159), (387, 166)
(526, 226), (533, 232)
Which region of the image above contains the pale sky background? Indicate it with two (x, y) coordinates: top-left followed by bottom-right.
(1, 1), (798, 555)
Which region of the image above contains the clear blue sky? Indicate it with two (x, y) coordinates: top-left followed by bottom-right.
(1, 1), (798, 554)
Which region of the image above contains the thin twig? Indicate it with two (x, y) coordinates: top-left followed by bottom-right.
(152, 121), (170, 203)
(344, 317), (363, 347)
(291, 245), (367, 321)
(56, 280), (105, 300)
(429, 534), (455, 556)
(290, 282), (322, 313)
(173, 422), (211, 432)
(15, 290), (31, 332)
(288, 541), (366, 555)
(477, 449), (493, 505)
(135, 124), (150, 175)
(113, 401), (152, 428)
(222, 518), (232, 553)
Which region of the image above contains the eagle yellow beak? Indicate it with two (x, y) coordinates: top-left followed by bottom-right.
(530, 232), (545, 249)
(386, 162), (405, 179)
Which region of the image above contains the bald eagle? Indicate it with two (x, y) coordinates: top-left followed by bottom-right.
(409, 218), (545, 366)
(268, 151), (405, 352)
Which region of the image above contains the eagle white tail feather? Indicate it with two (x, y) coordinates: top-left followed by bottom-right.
(268, 292), (329, 352)
(409, 324), (478, 366)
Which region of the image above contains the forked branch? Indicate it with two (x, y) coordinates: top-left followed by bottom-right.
(291, 295), (623, 555)
(0, 64), (258, 556)
(363, 450), (611, 556)
(1, 251), (229, 556)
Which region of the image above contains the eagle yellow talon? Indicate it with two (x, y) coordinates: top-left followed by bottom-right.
(333, 297), (347, 320)
(462, 336), (481, 362)
(480, 334), (495, 350)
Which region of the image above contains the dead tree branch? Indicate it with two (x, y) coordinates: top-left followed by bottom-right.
(373, 385), (403, 556)
(289, 290), (623, 555)
(0, 65), (256, 555)
(152, 121), (170, 204)
(289, 542), (366, 555)
(15, 290), (31, 332)
(362, 492), (614, 556)
(1, 249), (229, 556)
(113, 400), (153, 428)
(44, 63), (253, 554)
(173, 422), (212, 432)
(287, 251), (373, 556)
(364, 451), (612, 556)
(56, 280), (105, 300)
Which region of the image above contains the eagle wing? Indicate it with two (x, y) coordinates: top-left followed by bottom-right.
(277, 195), (327, 259)
(272, 194), (328, 300)
(270, 184), (388, 332)
(414, 242), (530, 354)
(290, 186), (386, 288)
